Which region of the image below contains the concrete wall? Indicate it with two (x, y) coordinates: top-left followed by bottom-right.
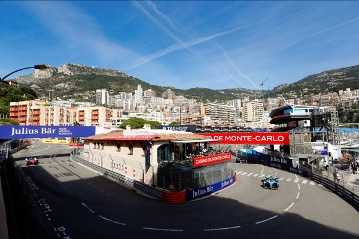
(82, 142), (169, 186)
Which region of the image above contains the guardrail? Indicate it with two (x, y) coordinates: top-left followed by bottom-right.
(133, 181), (163, 200)
(71, 155), (134, 189)
(311, 173), (359, 211)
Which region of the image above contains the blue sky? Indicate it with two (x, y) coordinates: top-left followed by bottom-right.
(1, 1), (359, 90)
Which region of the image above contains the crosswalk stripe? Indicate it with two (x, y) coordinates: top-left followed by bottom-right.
(309, 181), (315, 186)
(247, 173), (253, 176)
(294, 179), (299, 183)
(253, 173), (258, 177)
(241, 172), (247, 176)
(302, 180), (308, 184)
(259, 174), (265, 178)
(286, 178), (292, 182)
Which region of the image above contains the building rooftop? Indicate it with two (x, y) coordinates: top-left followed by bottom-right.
(86, 129), (211, 142)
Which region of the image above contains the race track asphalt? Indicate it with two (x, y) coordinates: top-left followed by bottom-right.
(11, 141), (359, 239)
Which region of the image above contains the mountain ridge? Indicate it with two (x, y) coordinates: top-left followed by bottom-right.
(14, 63), (359, 101)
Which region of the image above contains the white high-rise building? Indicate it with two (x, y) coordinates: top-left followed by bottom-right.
(243, 100), (264, 122)
(134, 84), (143, 103)
(96, 89), (110, 106)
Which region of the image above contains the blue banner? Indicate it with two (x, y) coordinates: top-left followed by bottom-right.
(0, 125), (96, 139)
(186, 175), (236, 200)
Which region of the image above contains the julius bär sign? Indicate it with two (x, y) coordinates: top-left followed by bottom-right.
(200, 132), (289, 145)
(0, 125), (96, 139)
(193, 152), (232, 167)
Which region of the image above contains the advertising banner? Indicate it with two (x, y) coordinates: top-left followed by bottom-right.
(186, 175), (236, 200)
(200, 132), (290, 145)
(0, 125), (96, 139)
(161, 125), (196, 132)
(193, 152), (232, 167)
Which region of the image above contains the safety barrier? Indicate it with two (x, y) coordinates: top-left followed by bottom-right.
(162, 190), (186, 204)
(311, 173), (359, 211)
(72, 156), (134, 189)
(133, 181), (163, 200)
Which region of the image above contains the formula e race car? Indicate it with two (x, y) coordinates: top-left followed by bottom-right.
(26, 158), (39, 166)
(261, 176), (279, 189)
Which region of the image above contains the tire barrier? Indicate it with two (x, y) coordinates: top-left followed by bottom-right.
(162, 190), (186, 204)
(311, 173), (359, 211)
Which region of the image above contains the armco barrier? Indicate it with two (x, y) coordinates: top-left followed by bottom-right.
(312, 173), (359, 211)
(72, 156), (134, 189)
(133, 181), (163, 200)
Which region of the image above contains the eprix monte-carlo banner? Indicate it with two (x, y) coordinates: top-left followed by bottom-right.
(199, 132), (290, 145)
(0, 125), (96, 139)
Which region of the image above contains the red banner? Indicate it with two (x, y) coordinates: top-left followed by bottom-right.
(200, 132), (289, 145)
(193, 152), (232, 167)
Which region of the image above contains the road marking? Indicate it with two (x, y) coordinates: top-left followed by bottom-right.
(297, 184), (301, 190)
(310, 181), (315, 186)
(255, 215), (279, 225)
(294, 178), (299, 183)
(237, 171), (243, 174)
(98, 215), (126, 226)
(302, 180), (308, 184)
(259, 174), (266, 178)
(286, 178), (292, 182)
(81, 202), (95, 214)
(253, 173), (258, 177)
(284, 202), (295, 212)
(143, 227), (183, 232)
(241, 172), (248, 176)
(296, 192), (300, 200)
(204, 225), (241, 231)
(247, 173), (253, 176)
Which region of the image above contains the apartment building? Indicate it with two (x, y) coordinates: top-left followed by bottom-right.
(242, 100), (264, 122)
(10, 100), (115, 127)
(202, 102), (235, 127)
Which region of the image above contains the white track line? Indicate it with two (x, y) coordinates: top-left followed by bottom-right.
(255, 215), (279, 225)
(81, 202), (95, 214)
(297, 184), (301, 190)
(294, 178), (299, 183)
(241, 172), (248, 176)
(296, 192), (300, 200)
(302, 179), (308, 184)
(247, 173), (253, 176)
(98, 215), (126, 226)
(310, 181), (315, 186)
(143, 227), (184, 232)
(253, 173), (258, 177)
(204, 225), (241, 231)
(284, 202), (295, 212)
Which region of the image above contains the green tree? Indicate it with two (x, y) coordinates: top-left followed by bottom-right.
(169, 121), (179, 126)
(119, 117), (162, 129)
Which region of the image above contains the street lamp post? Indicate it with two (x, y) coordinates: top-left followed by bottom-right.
(0, 64), (48, 81)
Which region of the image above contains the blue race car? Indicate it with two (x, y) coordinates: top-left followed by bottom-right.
(261, 176), (279, 189)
